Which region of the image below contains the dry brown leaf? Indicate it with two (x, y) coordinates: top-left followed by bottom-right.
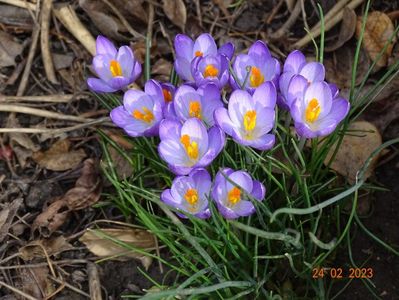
(107, 146), (134, 180)
(356, 11), (396, 67)
(7, 114), (40, 152)
(80, 227), (156, 270)
(0, 30), (24, 67)
(32, 139), (86, 171)
(18, 267), (55, 299)
(19, 236), (73, 260)
(32, 198), (69, 237)
(325, 121), (382, 184)
(0, 198), (22, 243)
(163, 0), (187, 31)
(325, 7), (357, 52)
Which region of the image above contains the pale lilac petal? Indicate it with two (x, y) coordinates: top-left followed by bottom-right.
(158, 139), (188, 166)
(194, 210), (211, 219)
(226, 171), (253, 194)
(193, 33), (217, 56)
(252, 81), (277, 108)
(198, 84), (223, 126)
(278, 72), (295, 107)
(214, 168), (234, 185)
(214, 107), (235, 136)
(251, 180), (266, 201)
(228, 89), (254, 126)
(96, 36), (117, 56)
(169, 165), (193, 176)
(174, 34), (194, 61)
(294, 121), (318, 138)
(161, 189), (180, 207)
(329, 83), (339, 98)
(181, 118), (209, 156)
(328, 97), (350, 122)
(218, 42), (235, 60)
(234, 200), (256, 217)
(190, 168), (211, 194)
(216, 203), (240, 219)
(299, 62), (325, 83)
(304, 81), (332, 119)
(314, 118), (339, 136)
(174, 58), (193, 81)
(159, 119), (182, 141)
(284, 50), (306, 73)
(253, 106), (275, 135)
(110, 106), (131, 128)
(87, 78), (116, 93)
(287, 74), (308, 108)
(260, 57), (280, 82)
(233, 54), (254, 85)
(290, 97), (304, 123)
(123, 89), (152, 113)
(248, 41), (271, 65)
(93, 55), (113, 81)
(116, 46), (134, 78)
(198, 126), (225, 166)
(132, 61), (142, 81)
(247, 133), (275, 151)
(145, 80), (164, 104)
(108, 77), (131, 90)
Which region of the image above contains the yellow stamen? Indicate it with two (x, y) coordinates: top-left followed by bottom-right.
(203, 64), (219, 78)
(109, 60), (122, 77)
(243, 110), (257, 132)
(180, 134), (199, 160)
(249, 66), (264, 87)
(305, 98), (321, 123)
(228, 187), (241, 205)
(163, 88), (172, 103)
(195, 50), (203, 57)
(189, 101), (202, 119)
(132, 107), (154, 123)
(184, 188), (198, 205)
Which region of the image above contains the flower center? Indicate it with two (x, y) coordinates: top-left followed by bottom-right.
(203, 64), (219, 78)
(180, 134), (199, 160)
(162, 88), (172, 103)
(243, 110), (257, 132)
(249, 66), (264, 87)
(189, 101), (202, 119)
(305, 98), (321, 123)
(195, 50), (203, 57)
(132, 107), (154, 123)
(184, 188), (198, 205)
(228, 187), (241, 206)
(109, 60), (122, 77)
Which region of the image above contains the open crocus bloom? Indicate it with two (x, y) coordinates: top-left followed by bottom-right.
(191, 54), (229, 88)
(214, 82), (276, 150)
(174, 84), (223, 127)
(158, 118), (225, 175)
(174, 33), (234, 82)
(160, 82), (177, 119)
(278, 50), (325, 109)
(230, 41), (280, 94)
(161, 168), (211, 219)
(289, 79), (350, 138)
(110, 80), (163, 137)
(212, 168), (265, 219)
(87, 36), (141, 93)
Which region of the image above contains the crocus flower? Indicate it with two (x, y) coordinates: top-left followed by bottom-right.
(174, 84), (223, 127)
(161, 168), (211, 219)
(191, 54), (229, 88)
(214, 82), (276, 150)
(160, 82), (177, 119)
(158, 118), (225, 175)
(87, 36), (141, 93)
(110, 80), (163, 137)
(289, 78), (350, 138)
(279, 50), (325, 109)
(174, 33), (234, 82)
(212, 168), (265, 219)
(230, 41), (280, 94)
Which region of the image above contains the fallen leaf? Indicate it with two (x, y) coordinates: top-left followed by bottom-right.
(113, 0), (148, 24)
(325, 121), (382, 184)
(0, 30), (24, 67)
(356, 11), (396, 68)
(32, 198), (69, 237)
(32, 139), (86, 171)
(152, 58), (172, 82)
(80, 227), (156, 270)
(53, 53), (74, 70)
(18, 267), (55, 299)
(107, 146), (134, 180)
(162, 0), (187, 31)
(7, 114), (40, 152)
(0, 145), (13, 161)
(325, 7), (357, 52)
(0, 198), (23, 243)
(19, 236), (73, 260)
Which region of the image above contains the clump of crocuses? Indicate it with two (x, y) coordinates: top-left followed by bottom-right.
(87, 35), (350, 220)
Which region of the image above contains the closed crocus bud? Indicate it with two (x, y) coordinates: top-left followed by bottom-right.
(87, 36), (141, 93)
(191, 53), (230, 89)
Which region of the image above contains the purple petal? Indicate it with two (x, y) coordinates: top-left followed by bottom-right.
(214, 107), (235, 136)
(248, 41), (271, 65)
(253, 106), (275, 135)
(174, 34), (194, 61)
(290, 97), (304, 123)
(194, 209), (211, 219)
(304, 81), (332, 119)
(232, 54), (253, 85)
(116, 46), (134, 78)
(284, 50), (306, 73)
(287, 74), (308, 108)
(246, 133), (275, 151)
(260, 57), (280, 83)
(174, 58), (193, 81)
(218, 42), (235, 60)
(214, 168), (234, 186)
(87, 78), (116, 93)
(193, 33), (217, 57)
(234, 200), (256, 217)
(145, 80), (164, 104)
(314, 118), (339, 136)
(329, 83), (339, 98)
(227, 171), (253, 194)
(181, 118), (208, 152)
(190, 168), (212, 194)
(168, 164), (193, 176)
(228, 89), (254, 126)
(131, 60), (142, 82)
(216, 203), (240, 219)
(110, 106), (132, 128)
(108, 77), (131, 90)
(123, 89), (151, 113)
(96, 36), (117, 56)
(278, 72), (295, 108)
(198, 126), (225, 167)
(161, 189), (180, 207)
(251, 180), (266, 201)
(294, 121), (318, 138)
(198, 84), (223, 126)
(328, 97), (350, 122)
(158, 139), (188, 166)
(252, 81), (277, 108)
(93, 55), (113, 81)
(159, 119), (182, 141)
(299, 62), (325, 83)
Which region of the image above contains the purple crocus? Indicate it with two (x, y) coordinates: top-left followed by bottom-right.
(110, 80), (164, 137)
(212, 168), (265, 219)
(279, 50), (325, 109)
(230, 41), (280, 94)
(174, 84), (223, 127)
(174, 33), (234, 82)
(191, 54), (229, 88)
(87, 36), (141, 93)
(161, 168), (211, 219)
(289, 78), (350, 138)
(158, 118), (225, 175)
(214, 82), (276, 150)
(160, 82), (177, 119)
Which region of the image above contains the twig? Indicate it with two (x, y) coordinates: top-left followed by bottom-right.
(266, 0), (284, 24)
(53, 4), (96, 55)
(0, 94), (87, 103)
(0, 0), (36, 10)
(100, 0), (144, 39)
(49, 275), (91, 298)
(41, 0), (58, 84)
(270, 0), (302, 40)
(293, 0), (366, 49)
(0, 280), (38, 300)
(87, 262), (102, 300)
(312, 0), (351, 32)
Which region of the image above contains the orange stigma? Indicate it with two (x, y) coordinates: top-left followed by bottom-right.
(132, 107), (154, 123)
(203, 64), (219, 78)
(109, 60), (122, 77)
(305, 98), (321, 123)
(189, 101), (202, 119)
(243, 110), (257, 132)
(195, 50), (203, 57)
(180, 134), (199, 160)
(249, 66), (264, 87)
(184, 188), (199, 205)
(162, 88), (172, 103)
(228, 187), (241, 205)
